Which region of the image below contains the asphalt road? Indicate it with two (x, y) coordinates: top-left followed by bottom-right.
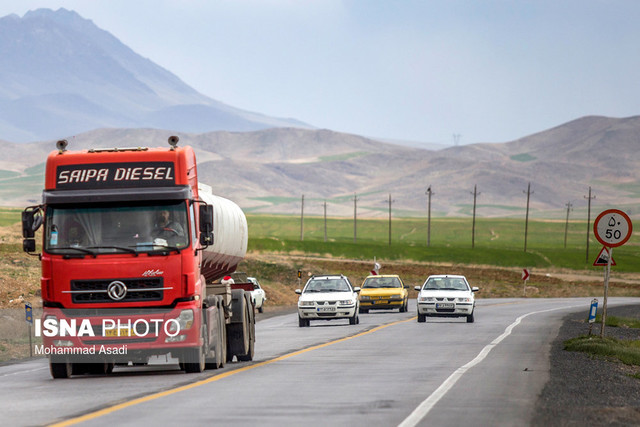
(2, 297), (639, 426)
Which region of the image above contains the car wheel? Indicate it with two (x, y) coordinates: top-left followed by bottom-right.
(258, 305), (264, 313)
(417, 313), (426, 323)
(466, 312), (475, 323)
(298, 315), (307, 327)
(359, 308), (369, 314)
(349, 311), (358, 325)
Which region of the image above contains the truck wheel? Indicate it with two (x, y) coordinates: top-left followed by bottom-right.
(206, 299), (226, 369)
(237, 292), (255, 362)
(184, 325), (206, 373)
(50, 360), (72, 379)
(219, 301), (227, 367)
(227, 290), (253, 361)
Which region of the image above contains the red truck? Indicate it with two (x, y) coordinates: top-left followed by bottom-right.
(22, 136), (255, 378)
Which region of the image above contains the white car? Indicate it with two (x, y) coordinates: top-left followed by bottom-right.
(247, 277), (266, 313)
(414, 275), (479, 323)
(295, 275), (360, 327)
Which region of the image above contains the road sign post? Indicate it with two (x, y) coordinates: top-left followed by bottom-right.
(522, 268), (530, 297)
(25, 302), (33, 357)
(593, 209), (633, 338)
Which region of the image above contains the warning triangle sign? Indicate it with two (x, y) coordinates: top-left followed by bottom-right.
(593, 246), (616, 266)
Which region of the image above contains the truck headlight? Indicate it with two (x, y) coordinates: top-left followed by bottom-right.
(168, 309), (193, 333)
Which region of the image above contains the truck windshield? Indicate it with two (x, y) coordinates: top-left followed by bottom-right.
(44, 201), (190, 255)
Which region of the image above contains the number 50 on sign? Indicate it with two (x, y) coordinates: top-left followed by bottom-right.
(593, 209), (633, 248)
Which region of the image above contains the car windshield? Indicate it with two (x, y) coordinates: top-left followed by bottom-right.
(423, 277), (468, 291)
(44, 201), (190, 255)
(304, 279), (351, 293)
(362, 277), (402, 288)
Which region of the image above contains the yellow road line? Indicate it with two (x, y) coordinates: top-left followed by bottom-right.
(50, 316), (416, 427)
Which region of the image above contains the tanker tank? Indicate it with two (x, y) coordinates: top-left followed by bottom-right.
(198, 183), (248, 283)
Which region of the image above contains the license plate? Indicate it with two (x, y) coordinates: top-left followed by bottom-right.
(104, 328), (134, 337)
(436, 303), (454, 309)
(317, 306), (336, 312)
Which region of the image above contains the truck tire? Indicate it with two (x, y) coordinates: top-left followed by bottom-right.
(50, 360), (72, 379)
(183, 324), (206, 373)
(206, 297), (226, 369)
(227, 290), (255, 362)
(237, 292), (255, 362)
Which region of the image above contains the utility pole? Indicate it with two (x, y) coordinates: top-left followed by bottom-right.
(323, 200), (328, 243)
(453, 133), (461, 146)
(426, 186), (433, 247)
(584, 187), (596, 263)
(300, 194), (304, 241)
(523, 182), (533, 252)
(353, 193), (359, 243)
(387, 193), (393, 246)
(470, 184), (481, 249)
(564, 201), (573, 249)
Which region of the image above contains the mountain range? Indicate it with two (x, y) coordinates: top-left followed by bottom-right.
(0, 8), (638, 219)
(0, 8), (308, 143)
(2, 115), (639, 219)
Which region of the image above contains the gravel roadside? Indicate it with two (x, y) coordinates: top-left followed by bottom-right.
(533, 305), (640, 426)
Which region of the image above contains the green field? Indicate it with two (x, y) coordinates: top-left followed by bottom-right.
(1, 209), (638, 272)
(247, 214), (640, 272)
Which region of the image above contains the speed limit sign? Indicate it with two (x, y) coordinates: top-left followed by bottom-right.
(593, 209), (633, 248)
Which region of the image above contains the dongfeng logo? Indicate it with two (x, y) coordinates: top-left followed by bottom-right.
(107, 281), (127, 301)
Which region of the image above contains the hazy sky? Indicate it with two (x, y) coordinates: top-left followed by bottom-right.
(2, 0), (640, 146)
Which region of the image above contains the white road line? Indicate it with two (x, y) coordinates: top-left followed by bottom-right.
(0, 366), (48, 377)
(398, 304), (579, 427)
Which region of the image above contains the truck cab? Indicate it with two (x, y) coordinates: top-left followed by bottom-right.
(23, 137), (253, 378)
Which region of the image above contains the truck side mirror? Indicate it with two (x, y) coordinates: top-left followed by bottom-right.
(22, 207), (42, 238)
(23, 239), (36, 253)
(22, 207), (42, 254)
(199, 205), (213, 233)
(199, 204), (214, 247)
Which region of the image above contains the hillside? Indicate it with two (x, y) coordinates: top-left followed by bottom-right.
(0, 8), (309, 142)
(1, 116), (639, 218)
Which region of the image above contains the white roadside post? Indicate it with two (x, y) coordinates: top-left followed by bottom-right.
(593, 209), (633, 338)
(588, 298), (598, 336)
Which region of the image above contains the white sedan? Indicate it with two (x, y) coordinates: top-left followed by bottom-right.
(296, 275), (360, 327)
(247, 277), (266, 313)
(415, 275), (479, 323)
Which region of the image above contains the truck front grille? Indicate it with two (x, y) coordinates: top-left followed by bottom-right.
(67, 278), (167, 303)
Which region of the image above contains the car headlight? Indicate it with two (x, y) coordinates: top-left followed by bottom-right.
(360, 295), (370, 300)
(418, 296), (435, 302)
(457, 297), (472, 302)
(299, 300), (315, 307)
(389, 294), (402, 300)
(339, 299), (355, 305)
